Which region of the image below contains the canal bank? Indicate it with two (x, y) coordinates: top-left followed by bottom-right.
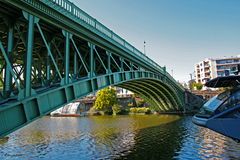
(0, 115), (239, 160)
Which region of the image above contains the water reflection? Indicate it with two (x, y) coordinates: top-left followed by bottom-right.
(174, 117), (240, 160)
(0, 115), (239, 159)
(0, 137), (9, 145)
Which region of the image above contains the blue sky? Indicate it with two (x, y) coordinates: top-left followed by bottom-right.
(71, 0), (240, 82)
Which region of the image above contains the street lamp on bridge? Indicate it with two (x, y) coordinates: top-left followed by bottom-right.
(144, 41), (146, 55)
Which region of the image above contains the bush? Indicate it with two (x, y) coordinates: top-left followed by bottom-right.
(130, 107), (137, 113)
(127, 103), (134, 107)
(129, 107), (151, 114)
(0, 81), (3, 89)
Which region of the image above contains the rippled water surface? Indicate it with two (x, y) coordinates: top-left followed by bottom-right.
(0, 115), (240, 160)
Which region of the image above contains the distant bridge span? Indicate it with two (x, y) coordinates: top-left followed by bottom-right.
(0, 0), (192, 137)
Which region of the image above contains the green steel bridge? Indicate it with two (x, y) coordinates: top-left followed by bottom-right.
(0, 0), (200, 138)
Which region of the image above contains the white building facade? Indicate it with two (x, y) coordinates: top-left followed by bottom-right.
(195, 56), (240, 84)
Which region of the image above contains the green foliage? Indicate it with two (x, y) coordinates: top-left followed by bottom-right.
(127, 103), (134, 107)
(0, 74), (3, 89)
(112, 104), (121, 115)
(0, 81), (2, 89)
(195, 83), (203, 90)
(188, 80), (195, 90)
(94, 87), (117, 111)
(130, 107), (151, 114)
(190, 82), (203, 90)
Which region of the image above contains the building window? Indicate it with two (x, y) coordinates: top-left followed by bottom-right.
(217, 66), (226, 70)
(216, 60), (226, 64)
(217, 71), (224, 77)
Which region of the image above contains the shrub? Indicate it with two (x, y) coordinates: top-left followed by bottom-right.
(127, 103), (134, 107)
(129, 107), (151, 114)
(130, 107), (137, 113)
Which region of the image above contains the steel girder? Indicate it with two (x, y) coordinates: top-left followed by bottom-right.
(120, 82), (170, 111)
(116, 85), (159, 111)
(118, 83), (167, 111)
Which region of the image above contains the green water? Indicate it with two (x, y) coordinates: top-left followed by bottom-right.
(0, 115), (239, 159)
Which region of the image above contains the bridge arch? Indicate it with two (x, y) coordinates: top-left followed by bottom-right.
(119, 81), (171, 111)
(0, 0), (186, 138)
(142, 79), (181, 110)
(118, 83), (167, 111)
(118, 79), (183, 111)
(118, 84), (165, 111)
(129, 80), (177, 111)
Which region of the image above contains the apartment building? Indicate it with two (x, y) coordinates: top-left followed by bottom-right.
(195, 56), (240, 84)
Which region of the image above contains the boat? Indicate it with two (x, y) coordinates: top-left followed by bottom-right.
(192, 75), (240, 142)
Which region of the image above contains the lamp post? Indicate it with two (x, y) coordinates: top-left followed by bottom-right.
(144, 41), (146, 55)
(189, 73), (193, 80)
(189, 73), (193, 92)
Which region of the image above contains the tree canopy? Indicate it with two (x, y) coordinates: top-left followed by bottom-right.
(93, 87), (117, 111)
(192, 82), (203, 90)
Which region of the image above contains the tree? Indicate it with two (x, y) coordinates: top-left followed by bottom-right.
(193, 82), (203, 90)
(93, 87), (117, 111)
(188, 80), (196, 90)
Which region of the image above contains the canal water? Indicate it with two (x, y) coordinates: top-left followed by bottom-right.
(0, 115), (240, 160)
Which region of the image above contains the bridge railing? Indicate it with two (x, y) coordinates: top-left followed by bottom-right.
(43, 0), (183, 90)
(50, 0), (163, 70)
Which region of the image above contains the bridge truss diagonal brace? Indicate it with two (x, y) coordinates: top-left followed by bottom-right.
(36, 23), (63, 80)
(52, 42), (64, 61)
(0, 39), (21, 91)
(109, 53), (121, 71)
(132, 63), (139, 70)
(70, 37), (89, 73)
(3, 23), (14, 97)
(14, 24), (27, 49)
(93, 46), (107, 72)
(122, 59), (131, 71)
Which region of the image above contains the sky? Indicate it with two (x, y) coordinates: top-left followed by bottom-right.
(71, 0), (240, 82)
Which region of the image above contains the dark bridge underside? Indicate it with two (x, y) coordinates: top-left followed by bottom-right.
(0, 71), (184, 137)
(0, 0), (186, 137)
